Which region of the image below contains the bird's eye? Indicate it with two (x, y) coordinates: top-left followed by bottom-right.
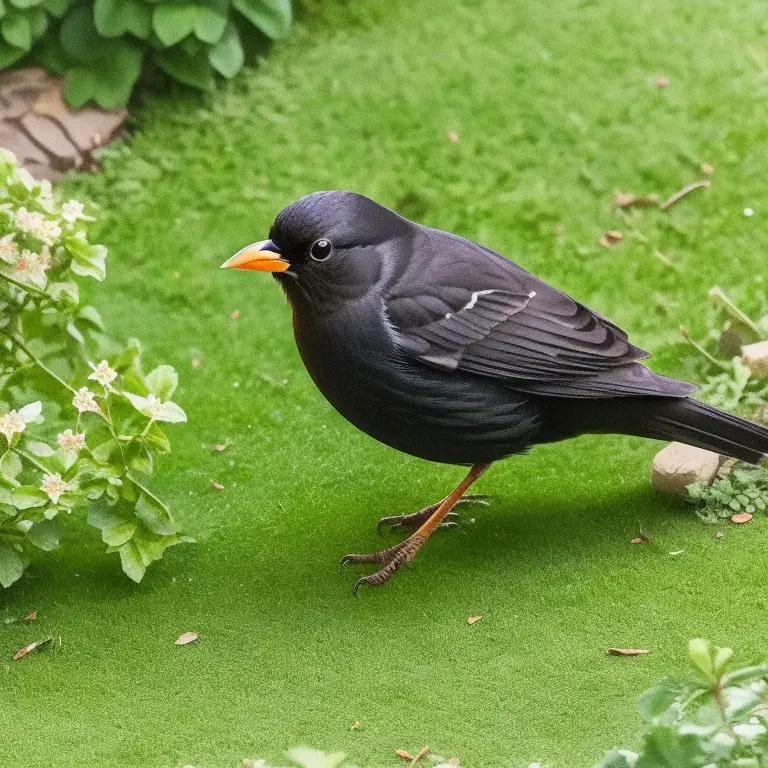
(310, 239), (332, 261)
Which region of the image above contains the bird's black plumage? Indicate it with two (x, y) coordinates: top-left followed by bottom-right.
(225, 190), (768, 592)
(261, 190), (768, 466)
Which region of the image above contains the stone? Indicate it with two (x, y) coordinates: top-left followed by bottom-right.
(652, 442), (723, 497)
(0, 67), (127, 181)
(741, 340), (768, 378)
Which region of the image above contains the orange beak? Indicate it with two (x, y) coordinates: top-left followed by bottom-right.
(220, 240), (289, 272)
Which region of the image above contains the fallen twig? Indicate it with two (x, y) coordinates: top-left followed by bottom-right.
(409, 746), (429, 766)
(660, 180), (711, 211)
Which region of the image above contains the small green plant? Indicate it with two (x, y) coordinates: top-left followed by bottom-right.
(596, 639), (768, 768)
(682, 287), (768, 417)
(0, 149), (189, 588)
(0, 0), (292, 109)
(688, 464), (768, 524)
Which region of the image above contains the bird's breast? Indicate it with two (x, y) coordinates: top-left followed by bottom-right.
(291, 299), (540, 464)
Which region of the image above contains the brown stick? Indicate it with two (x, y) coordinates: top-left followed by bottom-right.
(660, 180), (711, 210)
(409, 747), (430, 767)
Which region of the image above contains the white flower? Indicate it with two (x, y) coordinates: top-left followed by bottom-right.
(88, 360), (117, 388)
(72, 387), (100, 414)
(57, 429), (86, 452)
(61, 200), (90, 223)
(0, 233), (18, 264)
(733, 719), (767, 741)
(40, 472), (73, 504)
(0, 410), (25, 443)
(15, 207), (62, 246)
(0, 401), (41, 443)
(145, 393), (164, 419)
(13, 249), (48, 288)
(124, 392), (187, 423)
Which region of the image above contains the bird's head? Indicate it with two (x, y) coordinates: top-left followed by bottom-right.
(221, 191), (411, 309)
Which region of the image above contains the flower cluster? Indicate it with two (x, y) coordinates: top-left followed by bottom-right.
(0, 150), (188, 589)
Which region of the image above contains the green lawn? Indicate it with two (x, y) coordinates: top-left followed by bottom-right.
(3, 0), (768, 765)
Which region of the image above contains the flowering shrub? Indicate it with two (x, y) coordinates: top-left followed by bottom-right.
(0, 149), (190, 588)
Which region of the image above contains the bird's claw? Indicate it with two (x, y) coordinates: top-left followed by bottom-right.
(376, 494), (489, 535)
(340, 533), (426, 596)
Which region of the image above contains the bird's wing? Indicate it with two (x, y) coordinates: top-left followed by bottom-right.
(385, 232), (695, 398)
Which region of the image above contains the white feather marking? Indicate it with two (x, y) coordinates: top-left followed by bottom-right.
(462, 289), (498, 312)
(528, 290), (537, 298)
(445, 313), (452, 319)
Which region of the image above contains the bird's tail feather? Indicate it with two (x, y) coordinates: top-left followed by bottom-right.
(644, 398), (768, 465)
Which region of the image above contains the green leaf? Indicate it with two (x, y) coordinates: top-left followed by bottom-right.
(0, 451), (22, 485)
(194, 2), (226, 43)
(0, 38), (26, 66)
(154, 45), (215, 90)
(25, 440), (54, 457)
(26, 518), (60, 551)
(11, 486), (48, 510)
(40, 0), (68, 16)
(209, 21), (243, 78)
(0, 541), (24, 587)
(143, 422), (170, 453)
(118, 539), (145, 582)
(77, 305), (105, 332)
(637, 678), (685, 725)
(27, 5), (47, 38)
(102, 519), (136, 547)
(135, 492), (176, 536)
(594, 750), (633, 768)
(636, 727), (707, 768)
(2, 10), (32, 50)
(8, 0), (42, 8)
(145, 364), (178, 400)
(152, 2), (199, 46)
(93, 0), (151, 38)
(66, 241), (107, 279)
(233, 0), (291, 40)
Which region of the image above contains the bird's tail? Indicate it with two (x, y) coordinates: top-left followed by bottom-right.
(643, 398), (768, 465)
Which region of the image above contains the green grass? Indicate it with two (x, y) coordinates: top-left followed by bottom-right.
(3, 0), (768, 765)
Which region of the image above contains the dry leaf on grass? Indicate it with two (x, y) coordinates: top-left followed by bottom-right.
(175, 632), (199, 646)
(230, 310), (241, 320)
(607, 648), (649, 656)
(613, 192), (659, 209)
(214, 444), (227, 453)
(13, 636), (54, 660)
(669, 550), (684, 556)
(654, 76), (670, 88)
(447, 131), (459, 144)
(467, 615), (483, 625)
(409, 746), (429, 766)
(24, 611), (37, 622)
(350, 721), (360, 730)
(211, 480), (224, 491)
(599, 231), (623, 247)
(630, 537), (648, 544)
(191, 358), (201, 369)
(396, 750), (411, 760)
(731, 512), (753, 524)
(700, 163), (714, 175)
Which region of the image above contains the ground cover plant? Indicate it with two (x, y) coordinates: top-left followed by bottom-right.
(2, 0), (768, 766)
(0, 0), (293, 107)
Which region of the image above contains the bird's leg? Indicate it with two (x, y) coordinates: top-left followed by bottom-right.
(340, 462), (491, 596)
(376, 494), (489, 535)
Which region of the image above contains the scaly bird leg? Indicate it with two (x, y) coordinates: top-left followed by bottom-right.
(339, 462), (491, 596)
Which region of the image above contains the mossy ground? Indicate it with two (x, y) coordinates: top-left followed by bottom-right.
(2, 1), (768, 765)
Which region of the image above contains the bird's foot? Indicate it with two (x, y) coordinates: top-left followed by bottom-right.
(376, 494), (489, 535)
(339, 533), (427, 597)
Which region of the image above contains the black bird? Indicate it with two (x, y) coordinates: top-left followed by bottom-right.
(222, 191), (768, 594)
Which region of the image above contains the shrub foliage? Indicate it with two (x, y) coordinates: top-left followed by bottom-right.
(0, 149), (189, 588)
(0, 0), (292, 108)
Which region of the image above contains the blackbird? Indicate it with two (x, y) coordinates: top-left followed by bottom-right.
(222, 191), (768, 595)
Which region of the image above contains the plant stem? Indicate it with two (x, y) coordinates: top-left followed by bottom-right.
(3, 334), (77, 394)
(680, 327), (731, 371)
(14, 447), (51, 475)
(127, 472), (171, 515)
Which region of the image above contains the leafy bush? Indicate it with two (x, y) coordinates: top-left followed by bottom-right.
(0, 0), (292, 108)
(597, 639), (768, 768)
(0, 148), (190, 588)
